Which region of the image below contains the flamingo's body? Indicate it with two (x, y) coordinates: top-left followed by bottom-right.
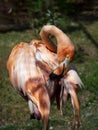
(7, 25), (83, 130)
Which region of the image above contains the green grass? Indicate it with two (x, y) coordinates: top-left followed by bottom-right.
(0, 18), (98, 130)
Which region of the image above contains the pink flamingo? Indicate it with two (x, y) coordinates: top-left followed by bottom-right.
(7, 25), (83, 130)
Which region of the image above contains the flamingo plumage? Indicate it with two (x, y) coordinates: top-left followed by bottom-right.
(7, 25), (83, 130)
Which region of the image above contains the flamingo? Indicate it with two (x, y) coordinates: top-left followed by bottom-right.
(7, 25), (83, 130)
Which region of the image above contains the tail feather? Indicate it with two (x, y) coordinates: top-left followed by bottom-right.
(66, 70), (83, 88)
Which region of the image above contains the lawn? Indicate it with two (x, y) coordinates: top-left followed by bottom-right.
(0, 16), (98, 130)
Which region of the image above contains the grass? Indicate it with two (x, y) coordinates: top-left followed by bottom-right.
(0, 17), (98, 130)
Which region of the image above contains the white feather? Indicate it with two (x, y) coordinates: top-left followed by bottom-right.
(66, 70), (83, 88)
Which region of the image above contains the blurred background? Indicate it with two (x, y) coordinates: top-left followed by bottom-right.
(0, 0), (98, 130)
